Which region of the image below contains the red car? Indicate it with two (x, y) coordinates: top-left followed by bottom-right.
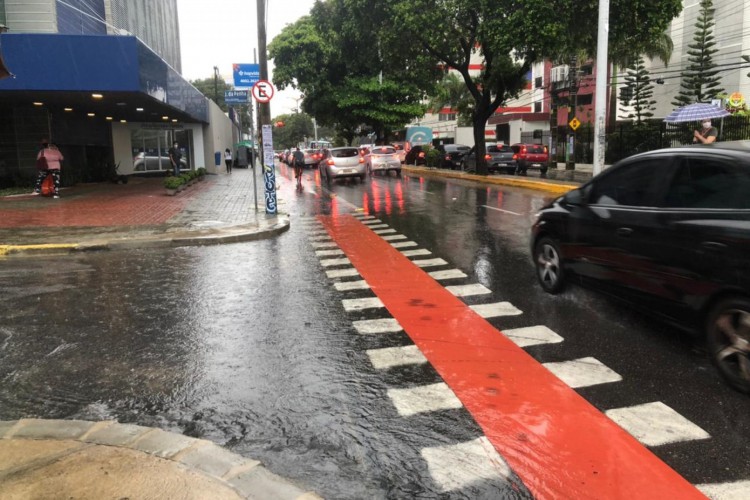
(511, 143), (549, 176)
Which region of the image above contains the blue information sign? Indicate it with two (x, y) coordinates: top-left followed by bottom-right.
(232, 63), (260, 88)
(224, 90), (249, 104)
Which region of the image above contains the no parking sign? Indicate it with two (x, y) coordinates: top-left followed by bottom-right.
(252, 80), (275, 103)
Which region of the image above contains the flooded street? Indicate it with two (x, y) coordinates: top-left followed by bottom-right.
(2, 167), (749, 498)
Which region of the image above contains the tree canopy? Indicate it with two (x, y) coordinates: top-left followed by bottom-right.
(190, 76), (233, 112)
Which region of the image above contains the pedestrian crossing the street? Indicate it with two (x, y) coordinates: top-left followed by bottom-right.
(301, 212), (745, 499)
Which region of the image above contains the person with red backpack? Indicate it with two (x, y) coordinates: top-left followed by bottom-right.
(32, 139), (64, 198)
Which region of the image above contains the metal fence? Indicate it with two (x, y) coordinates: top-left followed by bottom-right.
(547, 115), (750, 165)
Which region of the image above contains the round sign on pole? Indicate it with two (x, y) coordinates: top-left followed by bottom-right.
(252, 80), (275, 103)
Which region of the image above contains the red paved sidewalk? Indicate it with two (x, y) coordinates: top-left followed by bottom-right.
(0, 177), (209, 229)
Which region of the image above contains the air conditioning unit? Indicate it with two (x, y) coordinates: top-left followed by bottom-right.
(551, 65), (569, 83)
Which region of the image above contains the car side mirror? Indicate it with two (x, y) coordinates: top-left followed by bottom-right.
(564, 188), (584, 205)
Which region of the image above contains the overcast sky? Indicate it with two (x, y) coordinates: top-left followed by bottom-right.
(177, 0), (317, 117)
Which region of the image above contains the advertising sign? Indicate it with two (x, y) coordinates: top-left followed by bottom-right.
(232, 63), (260, 88)
(405, 126), (433, 146)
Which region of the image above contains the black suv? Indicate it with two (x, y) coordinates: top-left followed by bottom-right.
(531, 141), (750, 393)
(437, 144), (471, 170)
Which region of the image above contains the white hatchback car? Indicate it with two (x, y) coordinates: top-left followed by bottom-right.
(365, 145), (402, 176)
(319, 147), (366, 183)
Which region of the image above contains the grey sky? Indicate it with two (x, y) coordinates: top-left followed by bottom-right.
(177, 0), (316, 116)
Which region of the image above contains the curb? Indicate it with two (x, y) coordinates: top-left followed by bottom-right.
(402, 166), (578, 195)
(0, 419), (320, 500)
(0, 217), (291, 257)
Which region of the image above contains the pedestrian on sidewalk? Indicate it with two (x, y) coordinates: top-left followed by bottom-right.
(168, 141), (182, 176)
(224, 148), (233, 173)
(33, 139), (64, 199)
(693, 120), (718, 144)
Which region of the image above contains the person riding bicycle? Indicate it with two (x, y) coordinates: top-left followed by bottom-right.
(292, 147), (304, 185)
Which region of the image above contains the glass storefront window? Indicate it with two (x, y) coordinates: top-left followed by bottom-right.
(130, 127), (192, 173)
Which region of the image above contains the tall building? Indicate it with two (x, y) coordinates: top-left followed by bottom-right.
(0, 0), (231, 185)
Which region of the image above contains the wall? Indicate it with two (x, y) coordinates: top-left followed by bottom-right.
(5, 0), (56, 33)
(201, 100), (234, 174)
(111, 122), (134, 174)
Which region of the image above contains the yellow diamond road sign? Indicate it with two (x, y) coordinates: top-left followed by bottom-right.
(569, 117), (581, 131)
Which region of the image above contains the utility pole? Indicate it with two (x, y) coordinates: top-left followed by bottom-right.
(256, 1), (271, 129)
(213, 66), (219, 102)
(593, 0), (610, 176)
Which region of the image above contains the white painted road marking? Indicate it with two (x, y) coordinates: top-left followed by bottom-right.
(334, 280), (370, 291)
(401, 249), (432, 257)
(697, 480), (750, 500)
(412, 258), (448, 268)
(387, 383), (463, 417)
(390, 241), (418, 248)
(315, 249), (345, 257)
(309, 235), (332, 241)
(429, 269), (468, 280)
(373, 228), (397, 235)
(421, 437), (512, 492)
(342, 297), (385, 312)
(352, 318), (403, 334)
(326, 268), (360, 279)
(382, 234), (407, 241)
(367, 224), (390, 229)
(605, 402), (711, 447)
(469, 302), (523, 318)
(481, 205), (522, 216)
(361, 219), (383, 224)
(366, 345), (428, 370)
(542, 357), (623, 388)
(503, 325), (563, 347)
(446, 284), (492, 297)
(311, 242), (338, 249)
(320, 257), (352, 267)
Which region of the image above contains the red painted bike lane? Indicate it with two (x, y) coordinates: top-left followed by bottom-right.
(319, 213), (706, 500)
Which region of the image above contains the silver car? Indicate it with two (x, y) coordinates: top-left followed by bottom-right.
(133, 152), (187, 172)
(365, 145), (402, 176)
(319, 147), (366, 183)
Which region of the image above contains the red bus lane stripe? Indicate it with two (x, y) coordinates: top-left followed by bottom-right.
(319, 214), (705, 500)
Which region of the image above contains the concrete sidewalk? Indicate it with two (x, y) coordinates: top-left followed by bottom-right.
(0, 419), (320, 500)
(0, 169), (289, 257)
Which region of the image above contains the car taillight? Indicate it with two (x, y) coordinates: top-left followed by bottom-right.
(445, 155), (450, 160)
(521, 146), (527, 154)
(359, 157), (365, 163)
(418, 152), (425, 158)
(512, 154), (518, 160)
(327, 159), (334, 166)
(484, 154), (491, 161)
(543, 146), (548, 154)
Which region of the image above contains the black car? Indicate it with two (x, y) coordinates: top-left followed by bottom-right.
(460, 144), (517, 174)
(405, 145), (427, 166)
(531, 141), (750, 393)
(437, 144), (471, 170)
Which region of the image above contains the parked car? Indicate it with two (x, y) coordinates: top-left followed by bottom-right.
(364, 145), (402, 176)
(391, 141), (407, 162)
(404, 145), (427, 166)
(512, 143), (549, 176)
(438, 144), (471, 170)
(530, 141), (750, 393)
(303, 148), (323, 168)
(319, 147), (367, 183)
(460, 144), (516, 174)
(133, 152), (186, 173)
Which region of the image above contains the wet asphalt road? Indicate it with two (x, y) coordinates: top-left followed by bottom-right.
(1, 164), (749, 498)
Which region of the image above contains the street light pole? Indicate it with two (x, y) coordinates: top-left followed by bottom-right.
(213, 66), (219, 102)
(593, 0), (610, 176)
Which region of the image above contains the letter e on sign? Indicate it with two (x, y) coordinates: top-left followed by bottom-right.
(252, 80), (275, 103)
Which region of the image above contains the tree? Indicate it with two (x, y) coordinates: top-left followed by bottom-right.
(190, 77), (233, 112)
(389, 0), (683, 174)
(268, 2), (438, 144)
(427, 73), (474, 127)
(673, 0), (724, 107)
(620, 56), (657, 124)
(271, 113), (314, 150)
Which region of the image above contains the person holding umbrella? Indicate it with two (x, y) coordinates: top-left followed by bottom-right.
(693, 119), (718, 144)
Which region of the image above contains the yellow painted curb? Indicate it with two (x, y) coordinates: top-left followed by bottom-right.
(0, 243), (79, 256)
(402, 166), (577, 195)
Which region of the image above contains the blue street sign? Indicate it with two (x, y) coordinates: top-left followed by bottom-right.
(232, 63), (260, 88)
(224, 90), (249, 104)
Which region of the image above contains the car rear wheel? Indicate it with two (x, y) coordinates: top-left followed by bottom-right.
(534, 237), (565, 294)
(706, 297), (750, 393)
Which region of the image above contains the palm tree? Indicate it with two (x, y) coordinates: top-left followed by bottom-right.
(427, 73), (474, 126)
